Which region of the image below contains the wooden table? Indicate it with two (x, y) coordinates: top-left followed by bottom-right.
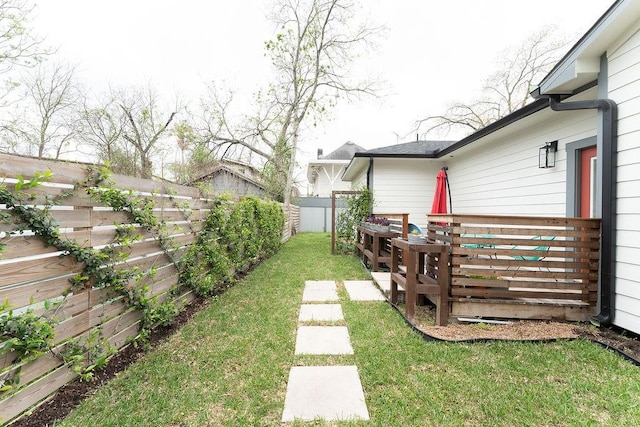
(356, 226), (399, 271)
(390, 238), (450, 326)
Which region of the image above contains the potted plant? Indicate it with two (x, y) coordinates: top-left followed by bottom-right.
(362, 216), (390, 232)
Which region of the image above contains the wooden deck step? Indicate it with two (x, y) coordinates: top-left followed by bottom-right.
(451, 297), (593, 322)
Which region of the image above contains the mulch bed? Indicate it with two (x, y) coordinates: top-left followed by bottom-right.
(11, 298), (640, 426)
(406, 302), (640, 364)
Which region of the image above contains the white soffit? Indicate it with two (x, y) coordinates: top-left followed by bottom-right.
(539, 0), (640, 94)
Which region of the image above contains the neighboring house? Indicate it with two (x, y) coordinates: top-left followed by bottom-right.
(342, 0), (640, 335)
(306, 141), (365, 196)
(342, 140), (456, 230)
(191, 159), (267, 199)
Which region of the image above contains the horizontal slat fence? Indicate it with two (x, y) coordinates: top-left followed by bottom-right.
(282, 203), (300, 242)
(427, 214), (601, 322)
(0, 153), (286, 423)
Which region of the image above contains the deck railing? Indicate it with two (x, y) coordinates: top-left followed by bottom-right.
(426, 214), (601, 321)
(372, 213), (409, 238)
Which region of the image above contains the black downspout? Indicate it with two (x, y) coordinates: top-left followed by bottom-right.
(366, 156), (374, 214)
(442, 166), (452, 213)
(540, 95), (617, 326)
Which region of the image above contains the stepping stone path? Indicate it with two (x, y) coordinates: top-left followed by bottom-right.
(281, 279), (386, 423)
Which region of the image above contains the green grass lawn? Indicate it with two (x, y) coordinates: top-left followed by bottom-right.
(58, 233), (640, 426)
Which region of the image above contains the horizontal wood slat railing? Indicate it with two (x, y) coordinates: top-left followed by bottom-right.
(427, 214), (601, 322)
(372, 213), (409, 238)
(0, 153), (290, 423)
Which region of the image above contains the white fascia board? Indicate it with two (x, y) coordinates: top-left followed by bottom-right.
(538, 0), (640, 95)
(341, 157), (368, 182)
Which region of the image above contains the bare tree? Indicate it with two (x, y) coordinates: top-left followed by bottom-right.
(194, 0), (380, 202)
(0, 1), (48, 70)
(119, 86), (179, 179)
(77, 88), (132, 173)
(0, 0), (51, 103)
(2, 62), (79, 158)
(417, 26), (569, 137)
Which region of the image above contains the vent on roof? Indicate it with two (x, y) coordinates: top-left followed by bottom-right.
(317, 148), (323, 159)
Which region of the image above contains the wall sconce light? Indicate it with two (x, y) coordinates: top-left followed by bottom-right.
(539, 140), (558, 168)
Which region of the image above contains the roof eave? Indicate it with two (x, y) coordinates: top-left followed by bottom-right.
(341, 156), (370, 182)
(437, 98), (550, 157)
(537, 0), (640, 95)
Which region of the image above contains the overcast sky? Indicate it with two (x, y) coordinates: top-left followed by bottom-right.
(33, 0), (613, 179)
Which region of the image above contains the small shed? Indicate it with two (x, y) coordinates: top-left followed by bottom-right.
(191, 161), (267, 199)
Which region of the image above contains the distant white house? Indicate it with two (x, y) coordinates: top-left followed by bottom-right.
(342, 0), (640, 335)
(306, 141), (365, 197)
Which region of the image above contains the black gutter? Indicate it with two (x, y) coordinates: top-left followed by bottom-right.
(353, 152), (439, 159)
(437, 98), (550, 158)
(536, 94), (617, 327)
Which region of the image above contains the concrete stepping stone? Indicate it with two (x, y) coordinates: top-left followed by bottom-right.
(299, 304), (344, 322)
(344, 280), (386, 301)
(302, 280), (339, 302)
(304, 280), (336, 290)
(294, 326), (353, 355)
(370, 272), (391, 293)
(281, 365), (370, 422)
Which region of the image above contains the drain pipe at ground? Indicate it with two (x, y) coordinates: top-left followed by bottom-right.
(536, 94), (617, 327)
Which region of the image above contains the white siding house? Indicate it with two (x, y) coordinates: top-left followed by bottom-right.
(342, 0), (640, 335)
(342, 141), (456, 230)
(306, 141), (365, 196)
(446, 92), (597, 216)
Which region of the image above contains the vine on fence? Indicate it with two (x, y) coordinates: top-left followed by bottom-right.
(0, 166), (286, 397)
(335, 186), (372, 254)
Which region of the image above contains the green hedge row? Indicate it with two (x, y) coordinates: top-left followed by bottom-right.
(179, 196), (285, 297)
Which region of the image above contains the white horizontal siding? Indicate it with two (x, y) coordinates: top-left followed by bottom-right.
(447, 107), (595, 216)
(371, 158), (443, 229)
(616, 230), (640, 247)
(609, 26), (640, 335)
(617, 213), (640, 230)
(617, 197), (640, 215)
(617, 276), (640, 297)
(617, 110), (640, 136)
(612, 310), (640, 335)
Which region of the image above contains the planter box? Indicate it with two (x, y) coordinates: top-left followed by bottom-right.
(408, 234), (428, 244)
(362, 223), (390, 233)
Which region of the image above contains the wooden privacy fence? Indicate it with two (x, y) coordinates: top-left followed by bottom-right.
(282, 203), (300, 242)
(426, 214), (601, 322)
(0, 154), (287, 423)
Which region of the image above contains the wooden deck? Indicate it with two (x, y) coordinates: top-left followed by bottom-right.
(365, 214), (601, 325)
(427, 214), (601, 322)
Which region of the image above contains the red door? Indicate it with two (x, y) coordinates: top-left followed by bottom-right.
(579, 146), (597, 218)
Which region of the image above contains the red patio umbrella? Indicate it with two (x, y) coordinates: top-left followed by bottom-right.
(431, 169), (448, 215)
